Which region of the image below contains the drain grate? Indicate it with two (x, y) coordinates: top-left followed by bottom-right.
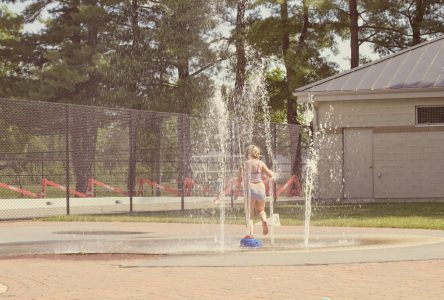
(53, 231), (148, 235)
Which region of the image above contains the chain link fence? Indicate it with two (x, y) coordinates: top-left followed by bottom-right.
(0, 98), (300, 219)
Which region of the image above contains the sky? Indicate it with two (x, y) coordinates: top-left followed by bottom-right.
(6, 2), (378, 71)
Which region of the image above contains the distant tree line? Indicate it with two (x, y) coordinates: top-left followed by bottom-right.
(0, 0), (443, 122)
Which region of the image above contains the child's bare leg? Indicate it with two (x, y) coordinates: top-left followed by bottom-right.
(255, 201), (266, 221)
(248, 199), (256, 236)
(255, 201), (268, 235)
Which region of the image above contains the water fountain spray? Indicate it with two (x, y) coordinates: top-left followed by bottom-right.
(205, 90), (229, 251)
(302, 94), (341, 247)
(233, 63), (278, 247)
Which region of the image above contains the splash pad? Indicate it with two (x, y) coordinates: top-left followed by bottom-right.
(1, 222), (444, 267)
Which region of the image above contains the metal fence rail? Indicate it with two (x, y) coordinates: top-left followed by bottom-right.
(0, 98), (300, 219)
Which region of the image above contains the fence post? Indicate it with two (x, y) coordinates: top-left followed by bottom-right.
(272, 123), (277, 204)
(128, 113), (136, 213)
(65, 105), (70, 215)
(230, 120), (234, 208)
(41, 152), (44, 180)
(155, 115), (162, 196)
(180, 115), (185, 210)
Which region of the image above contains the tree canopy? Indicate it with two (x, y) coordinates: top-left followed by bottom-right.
(1, 0), (444, 119)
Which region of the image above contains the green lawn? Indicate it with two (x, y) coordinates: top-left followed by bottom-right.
(38, 202), (444, 230)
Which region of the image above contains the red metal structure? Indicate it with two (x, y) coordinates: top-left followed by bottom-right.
(86, 178), (129, 196)
(183, 177), (216, 197)
(40, 178), (88, 198)
(182, 177), (194, 196)
(137, 178), (181, 196)
(0, 182), (39, 198)
(137, 177), (224, 198)
(275, 175), (302, 198)
(213, 175), (302, 203)
(212, 177), (241, 203)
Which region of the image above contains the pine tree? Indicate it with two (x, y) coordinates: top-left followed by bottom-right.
(2, 0), (120, 192)
(361, 0), (444, 55)
(0, 6), (26, 97)
(333, 0), (370, 69)
(153, 0), (220, 115)
(247, 0), (338, 177)
(248, 0), (338, 124)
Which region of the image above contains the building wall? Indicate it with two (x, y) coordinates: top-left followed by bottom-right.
(315, 132), (343, 200)
(373, 131), (444, 198)
(314, 98), (444, 201)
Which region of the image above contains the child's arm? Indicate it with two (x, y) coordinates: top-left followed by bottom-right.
(261, 162), (274, 179)
(235, 164), (244, 197)
(237, 169), (243, 182)
(237, 164), (243, 182)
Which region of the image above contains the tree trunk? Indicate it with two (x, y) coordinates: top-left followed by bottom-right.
(283, 0), (310, 179)
(70, 115), (99, 192)
(176, 59), (192, 184)
(83, 0), (99, 104)
(299, 0), (309, 45)
(128, 116), (137, 196)
(280, 0), (296, 125)
(69, 0), (100, 193)
(349, 0), (359, 68)
(84, 0), (98, 49)
(177, 115), (191, 193)
(131, 0), (141, 50)
(128, 0), (141, 102)
(411, 0), (425, 45)
(280, 0), (303, 179)
(155, 115), (162, 196)
(178, 58), (191, 115)
(234, 0), (247, 96)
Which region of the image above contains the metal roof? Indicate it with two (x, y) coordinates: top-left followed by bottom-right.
(295, 35), (444, 93)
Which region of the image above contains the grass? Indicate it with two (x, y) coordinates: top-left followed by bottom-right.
(36, 202), (444, 230)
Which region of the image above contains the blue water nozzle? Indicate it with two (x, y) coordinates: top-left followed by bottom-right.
(240, 236), (262, 248)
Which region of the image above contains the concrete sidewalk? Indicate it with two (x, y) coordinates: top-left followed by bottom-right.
(1, 258), (444, 299)
(0, 221), (444, 299)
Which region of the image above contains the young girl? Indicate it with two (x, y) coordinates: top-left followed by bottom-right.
(240, 145), (275, 236)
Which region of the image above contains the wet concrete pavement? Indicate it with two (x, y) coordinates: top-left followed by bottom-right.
(1, 221), (444, 299)
(1, 221), (444, 267)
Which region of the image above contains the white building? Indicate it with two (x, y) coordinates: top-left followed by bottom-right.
(295, 36), (444, 202)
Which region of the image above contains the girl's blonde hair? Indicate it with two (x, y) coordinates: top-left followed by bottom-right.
(245, 144), (260, 159)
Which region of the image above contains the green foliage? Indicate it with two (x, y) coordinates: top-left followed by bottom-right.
(264, 68), (286, 122)
(0, 0), (219, 114)
(0, 118), (48, 182)
(246, 0), (339, 124)
(350, 0), (444, 55)
(247, 16), (282, 56)
(0, 0), (220, 190)
(2, 0), (443, 114)
(0, 117), (48, 156)
(0, 5), (25, 97)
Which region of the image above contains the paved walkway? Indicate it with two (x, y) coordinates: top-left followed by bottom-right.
(0, 221), (444, 299)
(0, 258), (443, 299)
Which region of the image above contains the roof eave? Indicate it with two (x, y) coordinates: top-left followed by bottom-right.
(294, 88), (444, 103)
(294, 35), (444, 94)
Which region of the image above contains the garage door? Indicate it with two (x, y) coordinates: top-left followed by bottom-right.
(344, 128), (374, 199)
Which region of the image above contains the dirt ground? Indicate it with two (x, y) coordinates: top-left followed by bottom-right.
(0, 255), (443, 300)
